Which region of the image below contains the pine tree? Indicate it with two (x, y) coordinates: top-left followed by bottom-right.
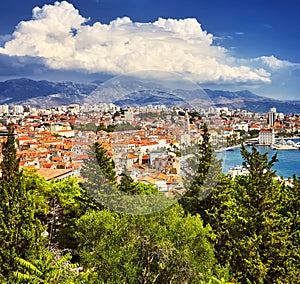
(180, 123), (222, 215)
(80, 142), (117, 209)
(81, 142), (116, 184)
(0, 125), (45, 281)
(117, 172), (135, 193)
(202, 145), (300, 283)
(94, 142), (116, 182)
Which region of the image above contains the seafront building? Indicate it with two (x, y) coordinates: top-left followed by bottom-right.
(259, 129), (275, 145)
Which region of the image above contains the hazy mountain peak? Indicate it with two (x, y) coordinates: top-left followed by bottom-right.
(0, 78), (298, 113)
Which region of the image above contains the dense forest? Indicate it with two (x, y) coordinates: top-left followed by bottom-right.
(0, 124), (299, 283)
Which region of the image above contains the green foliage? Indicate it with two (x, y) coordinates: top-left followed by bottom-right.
(79, 142), (118, 210)
(0, 125), (46, 280)
(71, 269), (99, 283)
(117, 173), (158, 195)
(75, 204), (223, 283)
(114, 122), (140, 131)
(47, 178), (99, 249)
(94, 142), (116, 182)
(14, 251), (77, 283)
(97, 123), (116, 133)
(180, 123), (222, 215)
(42, 176), (102, 250)
(79, 143), (173, 214)
(2, 121), (299, 284)
(50, 178), (95, 216)
(201, 145), (300, 283)
(22, 169), (100, 251)
(248, 129), (259, 138)
(76, 122), (98, 132)
(22, 169), (52, 218)
(240, 144), (278, 182)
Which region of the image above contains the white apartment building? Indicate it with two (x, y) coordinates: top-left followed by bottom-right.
(0, 104), (9, 114)
(13, 105), (24, 115)
(124, 108), (134, 121)
(232, 121), (249, 132)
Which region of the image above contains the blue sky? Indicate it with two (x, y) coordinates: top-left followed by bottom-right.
(0, 0), (299, 100)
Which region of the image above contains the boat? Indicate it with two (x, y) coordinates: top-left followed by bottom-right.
(272, 144), (298, 150)
(228, 165), (250, 177)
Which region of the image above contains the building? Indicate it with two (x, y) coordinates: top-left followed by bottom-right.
(259, 129), (275, 145)
(228, 165), (250, 178)
(0, 105), (9, 114)
(124, 107), (134, 121)
(233, 121), (249, 132)
(50, 124), (74, 137)
(268, 107), (277, 127)
(155, 180), (168, 192)
(13, 105), (24, 115)
(148, 150), (168, 167)
(37, 168), (76, 181)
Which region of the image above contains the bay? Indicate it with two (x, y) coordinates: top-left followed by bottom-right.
(216, 139), (300, 178)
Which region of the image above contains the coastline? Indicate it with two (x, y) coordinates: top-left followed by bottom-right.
(216, 142), (300, 178)
(275, 136), (300, 140)
(215, 144), (241, 153)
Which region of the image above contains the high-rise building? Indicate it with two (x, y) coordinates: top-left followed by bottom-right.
(13, 105), (24, 115)
(268, 107), (277, 127)
(0, 104), (9, 114)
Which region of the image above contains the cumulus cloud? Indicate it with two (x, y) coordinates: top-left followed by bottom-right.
(0, 1), (272, 84)
(260, 55), (295, 70)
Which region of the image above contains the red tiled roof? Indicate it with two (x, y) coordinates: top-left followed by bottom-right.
(37, 168), (73, 181)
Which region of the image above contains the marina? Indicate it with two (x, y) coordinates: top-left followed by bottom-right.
(271, 139), (300, 150)
(217, 140), (300, 178)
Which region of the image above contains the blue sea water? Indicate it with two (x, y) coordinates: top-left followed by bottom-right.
(216, 140), (300, 178)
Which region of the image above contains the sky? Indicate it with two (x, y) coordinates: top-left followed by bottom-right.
(0, 0), (299, 100)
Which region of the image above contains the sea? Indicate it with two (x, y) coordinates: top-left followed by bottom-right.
(216, 139), (300, 178)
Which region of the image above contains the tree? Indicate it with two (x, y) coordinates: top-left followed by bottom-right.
(47, 177), (103, 250)
(95, 142), (116, 182)
(117, 173), (158, 195)
(21, 170), (102, 252)
(269, 174), (300, 282)
(180, 123), (222, 215)
(0, 125), (45, 280)
(97, 123), (115, 133)
(201, 145), (300, 283)
(75, 205), (227, 283)
(79, 142), (117, 210)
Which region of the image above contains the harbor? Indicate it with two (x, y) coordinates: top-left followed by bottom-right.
(271, 139), (300, 150)
(217, 140), (300, 178)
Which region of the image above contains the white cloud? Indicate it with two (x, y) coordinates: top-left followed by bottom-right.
(0, 1), (272, 84)
(260, 55), (295, 70)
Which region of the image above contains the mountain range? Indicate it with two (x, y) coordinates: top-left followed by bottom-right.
(0, 78), (299, 113)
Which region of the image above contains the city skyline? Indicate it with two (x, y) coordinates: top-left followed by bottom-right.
(0, 0), (299, 100)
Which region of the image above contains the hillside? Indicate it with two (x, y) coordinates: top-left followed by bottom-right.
(0, 78), (299, 113)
